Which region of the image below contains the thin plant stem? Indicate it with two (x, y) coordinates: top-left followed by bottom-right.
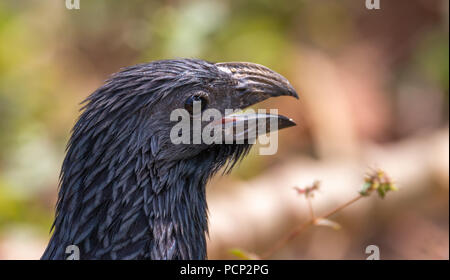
(306, 196), (315, 220)
(261, 194), (364, 259)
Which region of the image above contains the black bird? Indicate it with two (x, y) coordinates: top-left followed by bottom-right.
(42, 59), (298, 260)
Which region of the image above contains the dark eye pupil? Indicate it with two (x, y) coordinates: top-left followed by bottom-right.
(185, 95), (207, 114)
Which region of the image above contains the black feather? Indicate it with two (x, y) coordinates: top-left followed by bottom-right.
(42, 59), (252, 260)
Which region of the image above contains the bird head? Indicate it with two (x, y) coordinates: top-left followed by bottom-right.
(45, 59), (298, 259)
(79, 59), (297, 175)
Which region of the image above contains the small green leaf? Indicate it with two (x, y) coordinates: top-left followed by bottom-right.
(229, 248), (259, 260)
(359, 182), (372, 196)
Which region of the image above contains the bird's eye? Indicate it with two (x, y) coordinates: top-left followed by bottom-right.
(185, 94), (208, 115)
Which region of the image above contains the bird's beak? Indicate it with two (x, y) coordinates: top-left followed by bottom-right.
(213, 62), (298, 140)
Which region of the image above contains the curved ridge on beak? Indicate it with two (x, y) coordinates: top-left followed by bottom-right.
(215, 62), (299, 100)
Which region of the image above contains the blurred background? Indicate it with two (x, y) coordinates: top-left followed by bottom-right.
(0, 0), (448, 259)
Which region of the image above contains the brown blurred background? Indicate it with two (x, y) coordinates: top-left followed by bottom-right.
(0, 0), (448, 259)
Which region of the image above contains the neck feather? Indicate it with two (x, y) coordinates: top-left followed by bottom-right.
(43, 143), (213, 259)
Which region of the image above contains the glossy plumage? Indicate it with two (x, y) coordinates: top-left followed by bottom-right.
(42, 59), (297, 260)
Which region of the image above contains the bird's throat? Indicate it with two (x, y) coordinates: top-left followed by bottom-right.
(148, 172), (209, 260)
